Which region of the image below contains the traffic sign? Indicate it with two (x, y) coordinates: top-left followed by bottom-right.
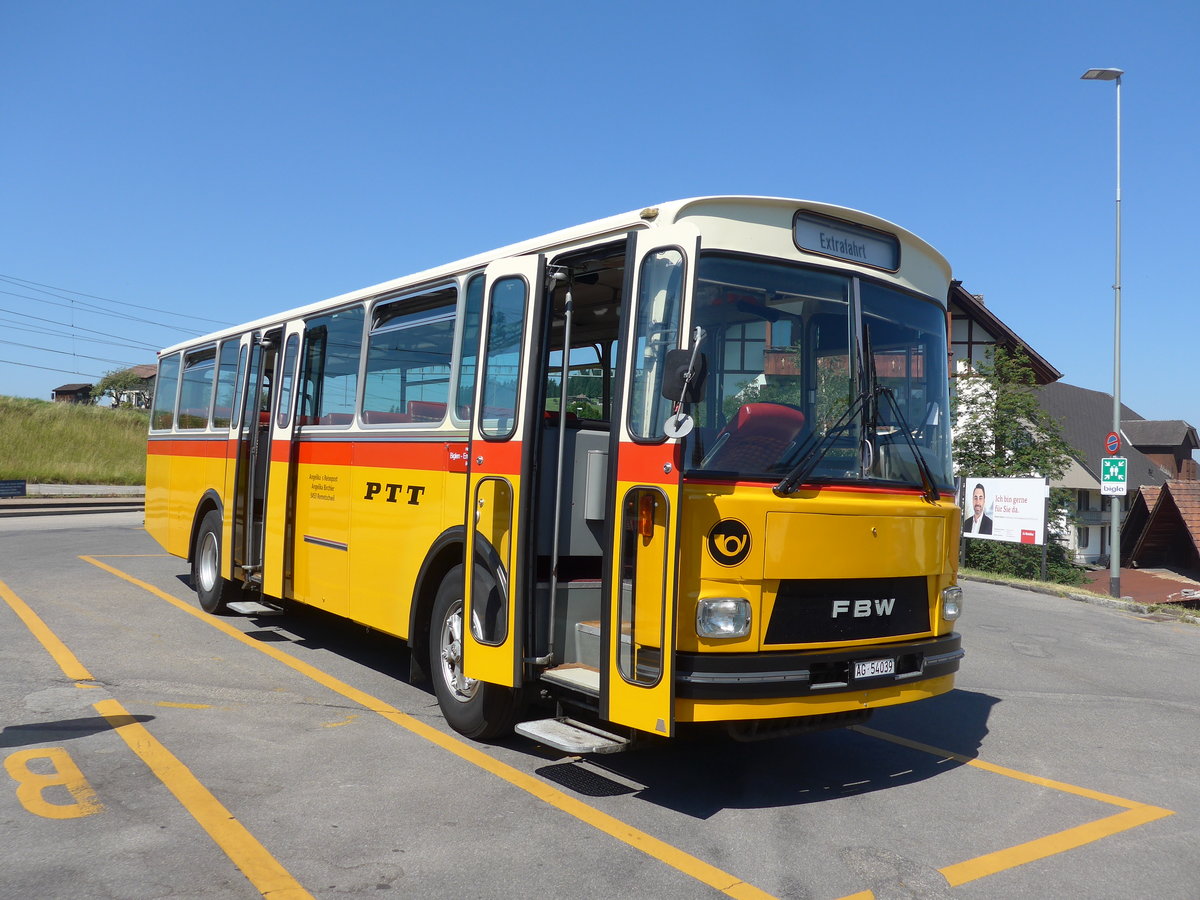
(1105, 431), (1120, 454)
(1101, 456), (1127, 496)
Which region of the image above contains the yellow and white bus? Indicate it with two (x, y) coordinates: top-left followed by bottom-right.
(146, 197), (963, 750)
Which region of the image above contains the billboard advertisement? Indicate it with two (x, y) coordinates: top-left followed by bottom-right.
(961, 477), (1048, 545)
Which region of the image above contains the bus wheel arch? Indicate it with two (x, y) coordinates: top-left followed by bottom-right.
(186, 491), (224, 564)
(429, 564), (521, 740)
(191, 504), (237, 614)
(408, 529), (467, 685)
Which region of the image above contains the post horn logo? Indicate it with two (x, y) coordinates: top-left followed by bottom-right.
(707, 519), (751, 566)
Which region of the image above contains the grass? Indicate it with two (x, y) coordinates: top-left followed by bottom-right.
(959, 567), (1113, 600)
(961, 566), (1200, 624)
(0, 395), (148, 485)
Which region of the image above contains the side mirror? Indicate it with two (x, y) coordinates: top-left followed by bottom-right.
(660, 349), (706, 403)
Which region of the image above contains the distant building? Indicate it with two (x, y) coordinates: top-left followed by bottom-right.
(1120, 420), (1200, 481)
(116, 363), (158, 409)
(949, 282), (1061, 385)
(1121, 482), (1200, 572)
(1037, 381), (1198, 566)
(950, 281), (1198, 572)
(51, 383), (94, 404)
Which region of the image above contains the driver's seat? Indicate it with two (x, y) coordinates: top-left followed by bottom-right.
(702, 403), (806, 472)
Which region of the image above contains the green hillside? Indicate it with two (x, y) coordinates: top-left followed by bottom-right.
(0, 396), (148, 485)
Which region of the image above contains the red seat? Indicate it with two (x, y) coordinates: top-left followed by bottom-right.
(362, 410), (413, 424)
(703, 403), (806, 472)
(407, 400), (447, 422)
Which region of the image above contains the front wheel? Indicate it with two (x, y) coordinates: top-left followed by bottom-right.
(192, 509), (238, 614)
(429, 565), (520, 739)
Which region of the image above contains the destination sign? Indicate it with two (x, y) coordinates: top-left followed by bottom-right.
(793, 211), (900, 270)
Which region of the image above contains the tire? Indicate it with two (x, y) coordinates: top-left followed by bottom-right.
(429, 564), (520, 740)
(192, 509), (238, 614)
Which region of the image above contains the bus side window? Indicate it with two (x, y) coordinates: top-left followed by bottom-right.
(177, 347), (216, 430)
(546, 344), (605, 423)
(480, 278), (527, 438)
(454, 274), (485, 421)
(299, 306), (364, 426)
(628, 249), (684, 440)
(151, 353), (181, 431)
(363, 286), (457, 426)
(275, 334), (300, 429)
(211, 340), (241, 429)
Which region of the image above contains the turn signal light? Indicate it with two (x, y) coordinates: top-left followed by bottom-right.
(638, 493), (656, 539)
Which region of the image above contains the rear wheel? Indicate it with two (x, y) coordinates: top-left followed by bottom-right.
(430, 564), (520, 739)
(192, 509), (238, 614)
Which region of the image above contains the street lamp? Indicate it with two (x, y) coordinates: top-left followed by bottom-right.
(1081, 66), (1124, 598)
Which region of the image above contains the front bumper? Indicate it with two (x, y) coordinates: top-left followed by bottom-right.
(675, 632), (962, 700)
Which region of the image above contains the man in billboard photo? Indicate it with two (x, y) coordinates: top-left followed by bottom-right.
(964, 482), (993, 535)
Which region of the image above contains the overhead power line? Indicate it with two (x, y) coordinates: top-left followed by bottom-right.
(0, 338), (138, 368)
(0, 286), (206, 335)
(0, 315), (161, 354)
(0, 273), (228, 328)
(0, 303), (163, 351)
(0, 357), (102, 379)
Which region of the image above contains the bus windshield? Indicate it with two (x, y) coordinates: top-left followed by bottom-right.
(684, 253), (954, 492)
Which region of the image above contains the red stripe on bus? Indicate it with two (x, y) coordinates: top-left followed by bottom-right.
(615, 442), (679, 484)
(264, 440), (470, 471)
(469, 440), (525, 473)
(146, 439), (232, 459)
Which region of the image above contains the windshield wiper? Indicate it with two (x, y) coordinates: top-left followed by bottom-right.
(773, 386), (942, 501)
(773, 389), (873, 496)
(874, 386), (941, 503)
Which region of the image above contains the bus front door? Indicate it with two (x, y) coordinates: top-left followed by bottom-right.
(232, 330), (277, 582)
(601, 226), (696, 738)
(261, 322), (303, 600)
(463, 256), (546, 688)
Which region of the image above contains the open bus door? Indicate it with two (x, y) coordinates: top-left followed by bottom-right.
(600, 224), (698, 739)
(462, 256), (546, 690)
(232, 329), (278, 583)
(261, 322), (304, 600)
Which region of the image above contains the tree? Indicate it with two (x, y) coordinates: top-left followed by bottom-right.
(953, 346), (1083, 585)
(92, 368), (151, 409)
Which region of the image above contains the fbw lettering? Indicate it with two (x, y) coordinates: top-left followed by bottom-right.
(831, 597), (896, 618)
(363, 482), (426, 505)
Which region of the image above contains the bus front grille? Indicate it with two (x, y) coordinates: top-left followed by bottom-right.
(764, 576), (930, 645)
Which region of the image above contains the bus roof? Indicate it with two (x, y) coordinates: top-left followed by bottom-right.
(157, 196), (950, 355)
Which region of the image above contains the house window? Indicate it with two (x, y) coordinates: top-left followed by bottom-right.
(1076, 526), (1089, 548)
(1077, 490), (1090, 511)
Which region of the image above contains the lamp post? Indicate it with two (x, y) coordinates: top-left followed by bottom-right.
(1081, 66), (1124, 598)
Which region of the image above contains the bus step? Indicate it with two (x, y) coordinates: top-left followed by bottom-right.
(540, 664), (600, 695)
(226, 599), (283, 616)
(515, 717), (629, 755)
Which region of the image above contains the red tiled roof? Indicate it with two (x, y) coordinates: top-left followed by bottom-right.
(1126, 482), (1200, 570)
(1171, 482), (1200, 542)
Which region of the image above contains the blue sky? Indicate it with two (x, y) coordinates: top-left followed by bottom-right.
(2, 1), (1197, 444)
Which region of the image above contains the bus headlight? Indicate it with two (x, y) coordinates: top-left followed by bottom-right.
(696, 598), (751, 638)
(941, 586), (963, 621)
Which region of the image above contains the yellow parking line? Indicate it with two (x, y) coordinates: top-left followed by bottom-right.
(94, 698), (313, 900)
(1, 576), (95, 682)
(939, 805), (1171, 887)
(2, 574), (312, 899)
(853, 725), (1174, 888)
(82, 555), (776, 900)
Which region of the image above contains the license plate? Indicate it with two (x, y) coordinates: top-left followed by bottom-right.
(854, 657), (895, 679)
